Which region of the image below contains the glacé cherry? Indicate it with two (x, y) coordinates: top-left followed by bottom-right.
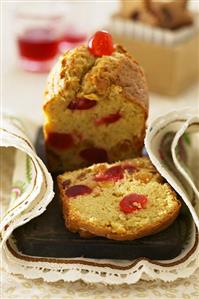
(65, 184), (92, 197)
(119, 193), (148, 214)
(88, 31), (114, 57)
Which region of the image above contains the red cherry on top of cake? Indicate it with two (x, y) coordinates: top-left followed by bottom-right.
(88, 31), (114, 56)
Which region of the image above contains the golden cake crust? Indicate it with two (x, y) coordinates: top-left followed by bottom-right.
(43, 44), (149, 172)
(44, 45), (148, 113)
(61, 203), (180, 241)
(57, 157), (181, 241)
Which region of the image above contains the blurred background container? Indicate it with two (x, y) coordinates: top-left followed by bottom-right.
(15, 4), (66, 72)
(109, 0), (199, 96)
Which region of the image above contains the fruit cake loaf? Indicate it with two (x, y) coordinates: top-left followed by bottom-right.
(57, 157), (181, 241)
(43, 31), (148, 173)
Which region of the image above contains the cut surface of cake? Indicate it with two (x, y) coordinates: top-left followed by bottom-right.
(57, 157), (181, 241)
(43, 31), (148, 173)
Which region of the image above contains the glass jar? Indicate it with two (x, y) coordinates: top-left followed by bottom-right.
(15, 3), (66, 72)
(59, 25), (87, 52)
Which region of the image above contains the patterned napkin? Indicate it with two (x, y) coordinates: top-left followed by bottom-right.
(0, 109), (198, 284)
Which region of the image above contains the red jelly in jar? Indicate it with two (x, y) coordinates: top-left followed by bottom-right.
(17, 27), (61, 72)
(59, 27), (87, 51)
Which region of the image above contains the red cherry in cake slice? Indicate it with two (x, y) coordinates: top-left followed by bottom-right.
(68, 98), (97, 110)
(62, 179), (71, 189)
(88, 31), (114, 57)
(120, 193), (148, 214)
(47, 132), (74, 150)
(95, 112), (121, 126)
(122, 163), (137, 174)
(65, 184), (92, 197)
(95, 165), (124, 182)
(94, 162), (137, 182)
(80, 147), (108, 163)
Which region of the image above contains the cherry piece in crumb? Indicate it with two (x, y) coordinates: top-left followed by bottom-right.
(95, 165), (124, 182)
(88, 31), (114, 57)
(47, 132), (73, 150)
(122, 163), (137, 174)
(65, 184), (92, 197)
(62, 179), (71, 189)
(80, 147), (108, 163)
(95, 112), (121, 126)
(120, 193), (148, 214)
(68, 98), (97, 110)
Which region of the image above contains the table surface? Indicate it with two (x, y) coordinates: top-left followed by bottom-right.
(2, 2), (199, 298)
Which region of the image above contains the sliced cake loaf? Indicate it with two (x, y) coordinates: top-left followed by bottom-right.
(57, 157), (181, 241)
(43, 31), (148, 173)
